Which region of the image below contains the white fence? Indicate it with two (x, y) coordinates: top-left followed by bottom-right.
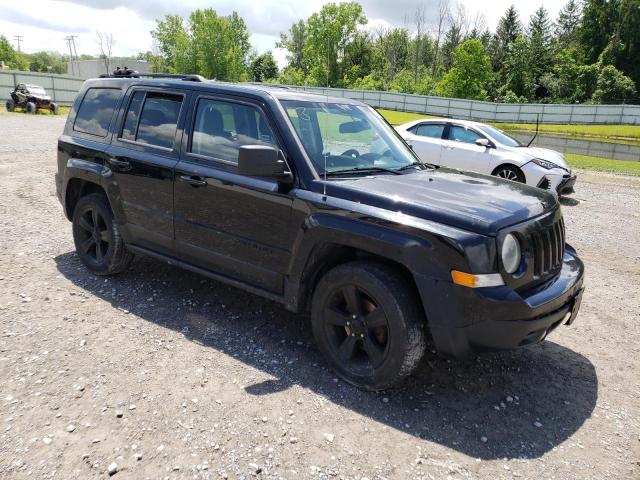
(0, 71), (85, 105)
(289, 86), (640, 125)
(1, 70), (639, 125)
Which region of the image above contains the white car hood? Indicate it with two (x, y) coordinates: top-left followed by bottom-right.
(503, 146), (571, 172)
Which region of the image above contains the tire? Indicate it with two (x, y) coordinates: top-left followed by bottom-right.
(311, 261), (427, 391)
(72, 193), (133, 276)
(26, 102), (36, 114)
(6, 99), (15, 112)
(50, 102), (59, 115)
(492, 165), (525, 183)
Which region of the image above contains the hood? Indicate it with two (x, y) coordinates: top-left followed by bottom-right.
(327, 168), (557, 235)
(503, 145), (570, 171)
(30, 94), (51, 101)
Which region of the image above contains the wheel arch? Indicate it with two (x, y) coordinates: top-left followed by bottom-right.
(491, 162), (527, 182)
(64, 178), (108, 220)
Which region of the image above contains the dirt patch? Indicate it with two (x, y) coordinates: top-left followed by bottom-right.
(1, 113), (638, 479)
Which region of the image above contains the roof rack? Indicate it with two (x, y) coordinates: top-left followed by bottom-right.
(98, 72), (206, 82)
(242, 82), (290, 90)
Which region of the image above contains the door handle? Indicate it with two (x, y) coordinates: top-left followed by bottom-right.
(179, 175), (208, 187)
(109, 158), (131, 170)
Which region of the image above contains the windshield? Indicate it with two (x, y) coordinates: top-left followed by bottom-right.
(26, 85), (46, 95)
(477, 125), (523, 147)
(281, 100), (420, 175)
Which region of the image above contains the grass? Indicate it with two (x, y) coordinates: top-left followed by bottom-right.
(565, 153), (640, 176)
(377, 108), (640, 144)
(1, 105), (71, 116)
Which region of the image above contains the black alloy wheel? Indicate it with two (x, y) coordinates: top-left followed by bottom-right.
(311, 262), (426, 390)
(72, 193), (133, 275)
(493, 165), (525, 183)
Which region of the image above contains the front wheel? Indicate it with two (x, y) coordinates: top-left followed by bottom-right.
(50, 102), (59, 115)
(26, 102), (36, 114)
(311, 261), (427, 390)
(72, 193), (133, 276)
(493, 165), (525, 183)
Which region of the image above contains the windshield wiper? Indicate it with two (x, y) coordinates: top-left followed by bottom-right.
(396, 161), (434, 171)
(325, 166), (402, 176)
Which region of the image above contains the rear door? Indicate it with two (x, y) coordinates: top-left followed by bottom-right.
(173, 94), (296, 294)
(440, 124), (493, 173)
(105, 87), (188, 254)
(403, 122), (447, 165)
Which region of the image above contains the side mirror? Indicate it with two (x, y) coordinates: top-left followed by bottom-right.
(475, 138), (493, 148)
(238, 145), (290, 178)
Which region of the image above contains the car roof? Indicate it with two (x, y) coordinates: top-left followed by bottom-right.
(399, 117), (488, 130)
(83, 77), (366, 106)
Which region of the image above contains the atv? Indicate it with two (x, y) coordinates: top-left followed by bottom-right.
(6, 84), (59, 115)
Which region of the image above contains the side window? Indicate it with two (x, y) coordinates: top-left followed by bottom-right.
(190, 98), (277, 164)
(413, 123), (445, 139)
(126, 92), (183, 149)
(448, 125), (482, 144)
(73, 88), (121, 137)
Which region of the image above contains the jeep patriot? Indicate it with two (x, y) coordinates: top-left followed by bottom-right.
(56, 75), (585, 390)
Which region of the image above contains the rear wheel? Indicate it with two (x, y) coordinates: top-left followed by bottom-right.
(26, 102), (36, 114)
(72, 193), (133, 276)
(493, 165), (525, 183)
(6, 99), (15, 112)
(311, 261), (426, 390)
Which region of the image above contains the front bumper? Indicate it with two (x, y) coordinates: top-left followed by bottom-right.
(416, 246), (585, 358)
(557, 174), (577, 195)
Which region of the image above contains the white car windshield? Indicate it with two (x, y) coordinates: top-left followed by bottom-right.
(477, 125), (523, 147)
(281, 100), (422, 175)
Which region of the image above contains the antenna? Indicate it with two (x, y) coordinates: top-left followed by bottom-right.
(323, 36), (330, 197)
(527, 114), (540, 147)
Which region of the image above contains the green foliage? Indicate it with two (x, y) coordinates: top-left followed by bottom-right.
(503, 35), (533, 99)
(249, 52), (278, 82)
(436, 40), (492, 100)
(0, 35), (28, 70)
(276, 20), (307, 71)
(490, 5), (521, 71)
(150, 9), (250, 81)
(593, 65), (637, 103)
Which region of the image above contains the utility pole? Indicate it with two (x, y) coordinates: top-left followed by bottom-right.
(13, 35), (23, 52)
(65, 36), (75, 76)
(70, 35), (80, 77)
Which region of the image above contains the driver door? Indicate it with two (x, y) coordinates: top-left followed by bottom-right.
(440, 124), (493, 174)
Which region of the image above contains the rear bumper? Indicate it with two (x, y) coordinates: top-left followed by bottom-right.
(416, 246), (585, 358)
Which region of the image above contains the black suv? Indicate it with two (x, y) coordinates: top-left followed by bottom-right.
(56, 75), (585, 390)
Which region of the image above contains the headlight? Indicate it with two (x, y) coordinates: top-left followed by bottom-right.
(531, 158), (559, 170)
(501, 233), (522, 274)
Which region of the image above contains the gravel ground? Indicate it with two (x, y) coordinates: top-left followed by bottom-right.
(0, 113), (639, 480)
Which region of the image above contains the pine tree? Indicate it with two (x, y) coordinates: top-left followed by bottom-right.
(555, 0), (582, 45)
(490, 5), (522, 72)
(528, 6), (553, 95)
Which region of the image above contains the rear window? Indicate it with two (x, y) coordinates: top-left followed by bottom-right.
(120, 91), (183, 149)
(73, 88), (120, 137)
(412, 123), (445, 139)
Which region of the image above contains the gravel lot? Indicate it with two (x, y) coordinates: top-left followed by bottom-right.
(1, 113), (639, 480)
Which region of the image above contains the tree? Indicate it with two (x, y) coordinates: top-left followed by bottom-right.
(490, 5), (521, 71)
(96, 32), (115, 74)
(555, 0), (582, 45)
(376, 28), (410, 86)
(0, 35), (28, 70)
(436, 39), (492, 99)
(304, 2), (367, 86)
(430, 0), (451, 76)
(151, 9), (251, 81)
(27, 51), (67, 74)
(528, 7), (553, 95)
(592, 64), (636, 103)
(277, 20), (307, 71)
(503, 35), (533, 99)
(249, 51), (278, 82)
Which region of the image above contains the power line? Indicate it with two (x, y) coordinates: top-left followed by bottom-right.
(64, 36), (76, 76)
(13, 35), (23, 53)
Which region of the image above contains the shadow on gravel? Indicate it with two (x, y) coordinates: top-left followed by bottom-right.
(55, 251), (597, 461)
(560, 197), (580, 207)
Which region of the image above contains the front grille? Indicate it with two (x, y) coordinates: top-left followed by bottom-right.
(529, 217), (565, 277)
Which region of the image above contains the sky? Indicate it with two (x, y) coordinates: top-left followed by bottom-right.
(0, 0), (565, 68)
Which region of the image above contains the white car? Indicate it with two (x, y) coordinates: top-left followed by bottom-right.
(395, 118), (576, 195)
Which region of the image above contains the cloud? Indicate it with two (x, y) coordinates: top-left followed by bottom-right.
(0, 4), (92, 33)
